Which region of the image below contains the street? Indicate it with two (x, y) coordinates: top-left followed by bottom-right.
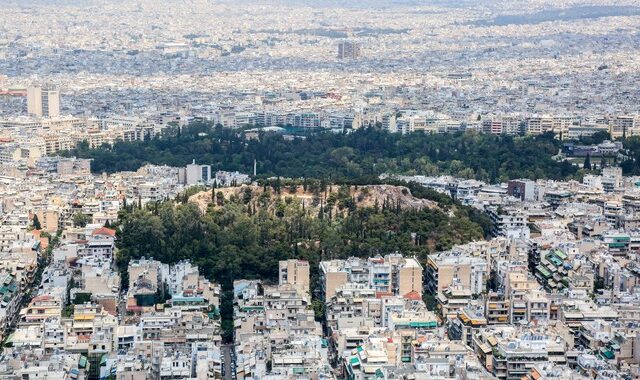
(221, 343), (235, 380)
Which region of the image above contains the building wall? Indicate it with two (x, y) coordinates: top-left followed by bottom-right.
(324, 271), (348, 300)
(438, 264), (471, 292)
(42, 90), (60, 118)
(27, 87), (60, 118)
(399, 265), (422, 297)
(27, 87), (42, 117)
(36, 209), (60, 234)
(186, 164), (211, 185)
(279, 260), (310, 295)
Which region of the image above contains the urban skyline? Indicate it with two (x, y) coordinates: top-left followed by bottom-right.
(1, 1), (640, 380)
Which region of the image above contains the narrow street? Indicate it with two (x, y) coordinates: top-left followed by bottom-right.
(221, 343), (235, 380)
(1, 250), (51, 349)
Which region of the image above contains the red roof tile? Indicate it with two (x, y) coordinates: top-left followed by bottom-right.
(403, 291), (422, 301)
(92, 227), (116, 237)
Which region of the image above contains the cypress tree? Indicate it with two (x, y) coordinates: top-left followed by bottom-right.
(583, 154), (592, 170)
(32, 214), (41, 230)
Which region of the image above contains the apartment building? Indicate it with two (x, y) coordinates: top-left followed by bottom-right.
(337, 41), (361, 59)
(279, 259), (310, 295)
(425, 253), (487, 296)
(320, 255), (423, 301)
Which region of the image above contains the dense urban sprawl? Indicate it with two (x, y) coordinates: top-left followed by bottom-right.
(2, 0), (640, 379)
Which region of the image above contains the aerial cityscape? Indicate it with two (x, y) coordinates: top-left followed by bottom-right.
(1, 0), (640, 379)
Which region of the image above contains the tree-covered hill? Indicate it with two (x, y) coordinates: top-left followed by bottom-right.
(115, 180), (491, 341)
(117, 181), (489, 289)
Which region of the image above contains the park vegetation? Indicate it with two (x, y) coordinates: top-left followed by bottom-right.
(68, 122), (615, 341)
(64, 122), (579, 182)
(114, 181), (490, 340)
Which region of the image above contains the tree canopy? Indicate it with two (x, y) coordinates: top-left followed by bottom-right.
(63, 123), (578, 183)
(32, 214), (41, 230)
(116, 184), (487, 286)
(73, 212), (91, 228)
(113, 182), (490, 341)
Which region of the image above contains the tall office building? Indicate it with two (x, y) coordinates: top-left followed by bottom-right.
(27, 87), (60, 118)
(337, 41), (361, 59)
